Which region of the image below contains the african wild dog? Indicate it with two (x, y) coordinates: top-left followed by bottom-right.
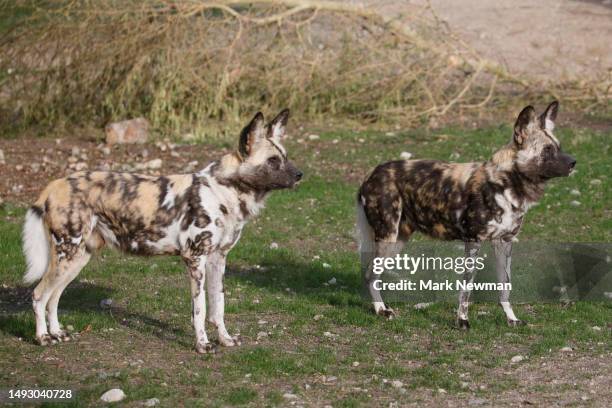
(22, 109), (302, 352)
(357, 101), (576, 328)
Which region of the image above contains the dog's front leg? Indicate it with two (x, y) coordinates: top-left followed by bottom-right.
(186, 255), (213, 354)
(456, 241), (481, 329)
(492, 239), (523, 326)
(206, 252), (240, 347)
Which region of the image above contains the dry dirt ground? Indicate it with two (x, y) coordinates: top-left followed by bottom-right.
(366, 0), (612, 81)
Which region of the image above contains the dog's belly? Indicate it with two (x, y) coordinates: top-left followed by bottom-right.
(411, 215), (464, 241)
(95, 212), (244, 256)
(406, 197), (524, 242)
(94, 216), (183, 255)
(404, 199), (467, 240)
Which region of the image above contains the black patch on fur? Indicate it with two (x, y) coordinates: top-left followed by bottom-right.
(30, 205), (44, 217)
(158, 176), (170, 206)
(239, 200), (249, 218)
(180, 176), (211, 230)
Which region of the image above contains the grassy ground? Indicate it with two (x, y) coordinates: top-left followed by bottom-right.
(0, 124), (610, 406)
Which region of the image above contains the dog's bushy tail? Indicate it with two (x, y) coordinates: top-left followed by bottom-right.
(356, 193), (375, 268)
(23, 206), (50, 285)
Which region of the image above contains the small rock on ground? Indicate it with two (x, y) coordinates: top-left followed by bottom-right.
(144, 398), (160, 406)
(144, 158), (162, 170)
(100, 298), (113, 308)
(106, 118), (149, 145)
(100, 388), (125, 403)
(510, 355), (524, 363)
(413, 302), (432, 310)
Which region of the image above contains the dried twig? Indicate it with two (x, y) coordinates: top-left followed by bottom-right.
(0, 0), (608, 137)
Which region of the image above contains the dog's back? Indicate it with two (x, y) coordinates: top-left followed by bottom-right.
(28, 171), (205, 256)
(358, 159), (485, 242)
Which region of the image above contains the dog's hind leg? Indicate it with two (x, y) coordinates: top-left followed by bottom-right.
(456, 241), (482, 330)
(46, 247), (91, 342)
(369, 240), (406, 318)
(184, 255), (213, 353)
(32, 266), (56, 345)
(492, 239), (523, 326)
(357, 196), (407, 318)
(206, 252), (239, 347)
(33, 239), (90, 345)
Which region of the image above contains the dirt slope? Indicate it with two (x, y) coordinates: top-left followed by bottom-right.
(363, 0), (612, 81)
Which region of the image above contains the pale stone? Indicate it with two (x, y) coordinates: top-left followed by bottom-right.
(105, 118), (149, 145)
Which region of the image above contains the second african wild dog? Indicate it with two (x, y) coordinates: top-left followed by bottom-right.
(22, 109), (302, 353)
(357, 101), (576, 328)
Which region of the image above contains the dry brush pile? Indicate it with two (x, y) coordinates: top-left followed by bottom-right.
(0, 0), (609, 139)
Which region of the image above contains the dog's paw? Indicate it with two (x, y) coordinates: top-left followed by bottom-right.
(457, 319), (470, 330)
(195, 342), (216, 354)
(376, 308), (396, 320)
(219, 334), (241, 347)
(50, 330), (74, 342)
(37, 334), (59, 346)
(507, 319), (525, 327)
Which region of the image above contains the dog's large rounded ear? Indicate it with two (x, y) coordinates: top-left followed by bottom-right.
(539, 100), (559, 132)
(268, 108), (290, 142)
(239, 112), (265, 157)
(513, 105), (536, 146)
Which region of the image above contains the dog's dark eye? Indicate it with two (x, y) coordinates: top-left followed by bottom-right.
(267, 157), (281, 169)
(543, 145), (555, 160)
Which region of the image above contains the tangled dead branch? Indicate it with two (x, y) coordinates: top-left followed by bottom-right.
(0, 0), (609, 139)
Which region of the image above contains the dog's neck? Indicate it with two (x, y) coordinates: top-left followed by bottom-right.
(487, 143), (546, 206)
(490, 143), (517, 171)
(204, 152), (270, 219)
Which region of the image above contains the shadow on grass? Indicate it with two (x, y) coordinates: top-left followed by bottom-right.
(224, 255), (471, 330)
(0, 283), (113, 343)
(0, 283), (191, 348)
(227, 250), (367, 308)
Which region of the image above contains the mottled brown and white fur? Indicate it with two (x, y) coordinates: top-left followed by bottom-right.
(23, 109), (302, 353)
(357, 102), (576, 328)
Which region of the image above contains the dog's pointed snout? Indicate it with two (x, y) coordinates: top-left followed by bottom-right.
(295, 170), (304, 181)
(569, 159), (577, 169)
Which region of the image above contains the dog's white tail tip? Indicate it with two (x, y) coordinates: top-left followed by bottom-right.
(22, 207), (50, 285)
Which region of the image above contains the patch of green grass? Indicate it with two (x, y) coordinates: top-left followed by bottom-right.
(0, 124), (610, 405)
(0, 1), (37, 35)
(223, 387), (258, 405)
